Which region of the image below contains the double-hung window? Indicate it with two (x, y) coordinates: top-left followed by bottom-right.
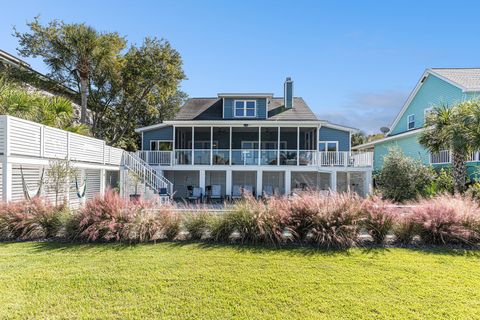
(235, 100), (256, 117)
(407, 114), (415, 130)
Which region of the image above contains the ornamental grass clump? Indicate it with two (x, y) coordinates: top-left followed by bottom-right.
(308, 193), (363, 249)
(210, 196), (291, 245)
(288, 192), (321, 242)
(410, 194), (480, 245)
(70, 190), (181, 243)
(392, 211), (418, 245)
(183, 211), (213, 240)
(0, 198), (64, 240)
(124, 202), (179, 242)
(361, 196), (398, 244)
(71, 190), (129, 242)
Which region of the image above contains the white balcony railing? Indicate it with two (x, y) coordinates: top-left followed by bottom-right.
(430, 150), (479, 164)
(136, 150), (373, 168)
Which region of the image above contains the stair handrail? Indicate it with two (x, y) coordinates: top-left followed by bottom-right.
(121, 151), (173, 195)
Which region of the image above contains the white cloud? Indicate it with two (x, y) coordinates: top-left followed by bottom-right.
(318, 90), (408, 134)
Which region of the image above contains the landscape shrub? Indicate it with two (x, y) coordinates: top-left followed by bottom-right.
(361, 196), (398, 244)
(0, 198), (65, 240)
(183, 211), (213, 240)
(288, 192), (363, 248)
(410, 195), (480, 245)
(70, 190), (180, 242)
(466, 182), (480, 201)
(210, 196), (291, 245)
(308, 193), (363, 249)
(392, 211), (418, 245)
(375, 147), (435, 202)
(288, 192), (320, 242)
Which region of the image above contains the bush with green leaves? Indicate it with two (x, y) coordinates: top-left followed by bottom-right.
(0, 77), (89, 134)
(375, 147), (436, 202)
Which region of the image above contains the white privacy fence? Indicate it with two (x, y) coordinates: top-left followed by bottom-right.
(0, 115), (124, 165)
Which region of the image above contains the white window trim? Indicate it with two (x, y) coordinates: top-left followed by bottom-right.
(150, 140), (173, 151)
(234, 100), (257, 118)
(407, 114), (415, 130)
(319, 141), (339, 152)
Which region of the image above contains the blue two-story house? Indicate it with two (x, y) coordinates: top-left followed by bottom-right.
(354, 68), (480, 179)
(134, 78), (373, 199)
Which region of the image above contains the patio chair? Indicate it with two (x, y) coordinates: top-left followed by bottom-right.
(188, 187), (203, 203)
(158, 187), (171, 204)
(209, 184), (222, 202)
(232, 185), (243, 200)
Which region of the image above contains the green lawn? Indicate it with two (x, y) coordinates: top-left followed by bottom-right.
(1, 243), (480, 319)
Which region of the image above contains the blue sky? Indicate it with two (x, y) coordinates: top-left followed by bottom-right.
(1, 0), (480, 133)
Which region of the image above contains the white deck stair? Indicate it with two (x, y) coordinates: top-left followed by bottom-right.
(121, 151), (173, 199)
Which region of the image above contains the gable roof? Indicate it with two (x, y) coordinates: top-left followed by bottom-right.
(388, 68), (480, 136)
(429, 68), (480, 92)
(173, 97), (318, 121)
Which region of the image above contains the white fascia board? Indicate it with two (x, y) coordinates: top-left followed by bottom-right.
(162, 120), (324, 127)
(321, 122), (360, 133)
(135, 123), (170, 133)
(427, 69), (469, 92)
(352, 128), (423, 150)
(136, 120), (358, 132)
(388, 69), (470, 134)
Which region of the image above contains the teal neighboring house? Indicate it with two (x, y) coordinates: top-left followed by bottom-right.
(354, 68), (480, 177)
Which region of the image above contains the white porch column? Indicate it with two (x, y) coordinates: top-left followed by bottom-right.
(285, 170), (291, 195)
(256, 169), (262, 198)
(364, 170), (373, 196)
(329, 171), (337, 193)
(2, 161), (12, 202)
(347, 172), (351, 192)
(199, 170), (206, 194)
(99, 168), (106, 196)
(226, 170), (232, 197)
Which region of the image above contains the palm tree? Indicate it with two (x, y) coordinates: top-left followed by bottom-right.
(419, 103), (472, 194)
(15, 18), (125, 124)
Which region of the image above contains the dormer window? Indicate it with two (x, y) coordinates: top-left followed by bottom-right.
(234, 100), (256, 117)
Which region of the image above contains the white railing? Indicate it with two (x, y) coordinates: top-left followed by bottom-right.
(136, 150), (172, 166)
(430, 150), (479, 164)
(0, 115), (124, 166)
(318, 151), (373, 167)
(136, 150), (373, 167)
(122, 152), (173, 195)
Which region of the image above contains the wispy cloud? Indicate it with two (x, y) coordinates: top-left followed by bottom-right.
(318, 90), (408, 134)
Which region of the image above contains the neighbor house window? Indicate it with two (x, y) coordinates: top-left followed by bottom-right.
(407, 114), (415, 130)
(319, 141), (338, 152)
(150, 140), (173, 151)
(235, 100), (256, 117)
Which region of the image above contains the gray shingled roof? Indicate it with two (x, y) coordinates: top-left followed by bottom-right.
(430, 68), (480, 91)
(174, 97), (318, 121)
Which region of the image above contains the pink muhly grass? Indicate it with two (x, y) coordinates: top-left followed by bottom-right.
(288, 191), (363, 249)
(361, 196), (399, 244)
(308, 192), (363, 249)
(0, 198), (63, 240)
(410, 194), (480, 245)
